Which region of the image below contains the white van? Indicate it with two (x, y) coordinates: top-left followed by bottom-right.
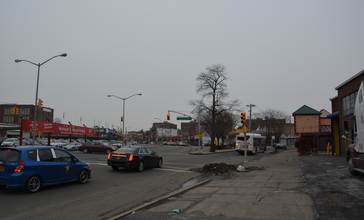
(235, 133), (266, 154)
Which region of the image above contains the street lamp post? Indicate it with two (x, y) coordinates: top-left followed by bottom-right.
(107, 93), (142, 143)
(15, 53), (67, 145)
(154, 118), (164, 144)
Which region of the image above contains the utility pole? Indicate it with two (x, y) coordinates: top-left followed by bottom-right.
(246, 104), (256, 131)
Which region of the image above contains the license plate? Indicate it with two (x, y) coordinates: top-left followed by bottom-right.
(0, 166), (4, 171)
(115, 157), (121, 160)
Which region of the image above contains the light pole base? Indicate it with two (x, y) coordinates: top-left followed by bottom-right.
(243, 160), (249, 168)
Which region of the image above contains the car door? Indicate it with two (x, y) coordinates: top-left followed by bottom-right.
(37, 149), (59, 183)
(53, 149), (79, 181)
(144, 147), (159, 167)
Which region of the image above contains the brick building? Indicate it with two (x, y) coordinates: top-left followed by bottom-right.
(328, 69), (364, 156)
(0, 104), (54, 137)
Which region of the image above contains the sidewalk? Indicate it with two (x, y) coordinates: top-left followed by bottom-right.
(121, 149), (316, 220)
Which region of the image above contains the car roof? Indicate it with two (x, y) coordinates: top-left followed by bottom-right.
(0, 145), (62, 151)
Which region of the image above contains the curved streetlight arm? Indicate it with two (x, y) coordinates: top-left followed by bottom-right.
(15, 53), (67, 67)
(107, 93), (142, 101)
(125, 93), (142, 100)
(107, 94), (123, 100)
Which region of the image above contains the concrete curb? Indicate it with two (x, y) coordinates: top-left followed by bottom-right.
(107, 179), (212, 220)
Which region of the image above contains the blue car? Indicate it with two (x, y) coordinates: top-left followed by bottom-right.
(0, 146), (91, 193)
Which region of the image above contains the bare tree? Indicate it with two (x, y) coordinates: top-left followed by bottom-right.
(190, 64), (240, 152)
(216, 111), (239, 147)
(260, 109), (289, 144)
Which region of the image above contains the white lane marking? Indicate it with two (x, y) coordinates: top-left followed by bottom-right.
(85, 162), (194, 173)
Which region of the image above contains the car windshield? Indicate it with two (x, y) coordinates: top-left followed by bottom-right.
(0, 149), (21, 162)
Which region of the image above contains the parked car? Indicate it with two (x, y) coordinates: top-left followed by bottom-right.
(50, 140), (66, 148)
(178, 141), (186, 146)
(110, 141), (124, 149)
(79, 141), (116, 154)
(274, 143), (287, 150)
(1, 138), (19, 147)
(63, 143), (81, 151)
(107, 145), (163, 172)
(0, 137), (6, 145)
(0, 146), (91, 193)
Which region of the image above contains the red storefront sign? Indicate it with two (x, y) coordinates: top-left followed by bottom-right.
(21, 119), (94, 136)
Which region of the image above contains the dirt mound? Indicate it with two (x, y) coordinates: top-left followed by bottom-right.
(194, 163), (237, 175)
(191, 163), (266, 175)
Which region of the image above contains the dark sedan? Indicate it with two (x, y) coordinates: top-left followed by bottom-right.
(79, 141), (116, 154)
(107, 146), (163, 172)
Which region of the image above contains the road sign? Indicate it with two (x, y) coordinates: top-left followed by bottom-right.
(177, 116), (192, 120)
(197, 131), (204, 137)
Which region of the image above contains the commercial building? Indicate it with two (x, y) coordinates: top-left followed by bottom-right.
(328, 69), (364, 156)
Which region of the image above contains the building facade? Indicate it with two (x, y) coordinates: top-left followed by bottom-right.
(328, 69), (364, 156)
(0, 104), (54, 125)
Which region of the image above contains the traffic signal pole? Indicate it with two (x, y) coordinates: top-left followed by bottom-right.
(241, 112), (249, 168)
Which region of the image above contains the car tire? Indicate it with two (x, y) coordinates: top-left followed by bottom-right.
(156, 159), (163, 168)
(112, 166), (119, 170)
(347, 157), (360, 176)
(24, 175), (42, 193)
(78, 170), (89, 184)
(106, 149), (111, 154)
(83, 148), (89, 153)
(71, 147), (75, 151)
(137, 161), (144, 172)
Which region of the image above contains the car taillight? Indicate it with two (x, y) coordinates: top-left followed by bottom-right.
(14, 161), (25, 172)
(128, 154), (134, 161)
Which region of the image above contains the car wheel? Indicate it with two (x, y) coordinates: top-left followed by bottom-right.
(137, 161), (144, 172)
(347, 157), (360, 176)
(24, 175), (41, 193)
(112, 166), (119, 170)
(156, 159), (163, 168)
(78, 170), (89, 184)
(71, 147), (75, 151)
(83, 148), (89, 153)
(106, 149), (111, 154)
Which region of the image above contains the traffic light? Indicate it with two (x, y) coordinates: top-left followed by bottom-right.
(120, 116), (124, 122)
(15, 107), (19, 115)
(241, 112), (246, 125)
(167, 114), (170, 120)
(10, 107), (15, 115)
(38, 99), (43, 109)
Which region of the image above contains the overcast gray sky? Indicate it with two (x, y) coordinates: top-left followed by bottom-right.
(1, 0), (363, 132)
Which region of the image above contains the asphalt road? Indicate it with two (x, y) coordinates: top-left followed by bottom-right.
(298, 153), (364, 220)
(0, 145), (272, 220)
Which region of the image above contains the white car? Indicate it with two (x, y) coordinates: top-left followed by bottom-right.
(63, 143), (81, 151)
(110, 141), (124, 149)
(1, 138), (20, 146)
(178, 141), (186, 146)
(50, 140), (66, 148)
